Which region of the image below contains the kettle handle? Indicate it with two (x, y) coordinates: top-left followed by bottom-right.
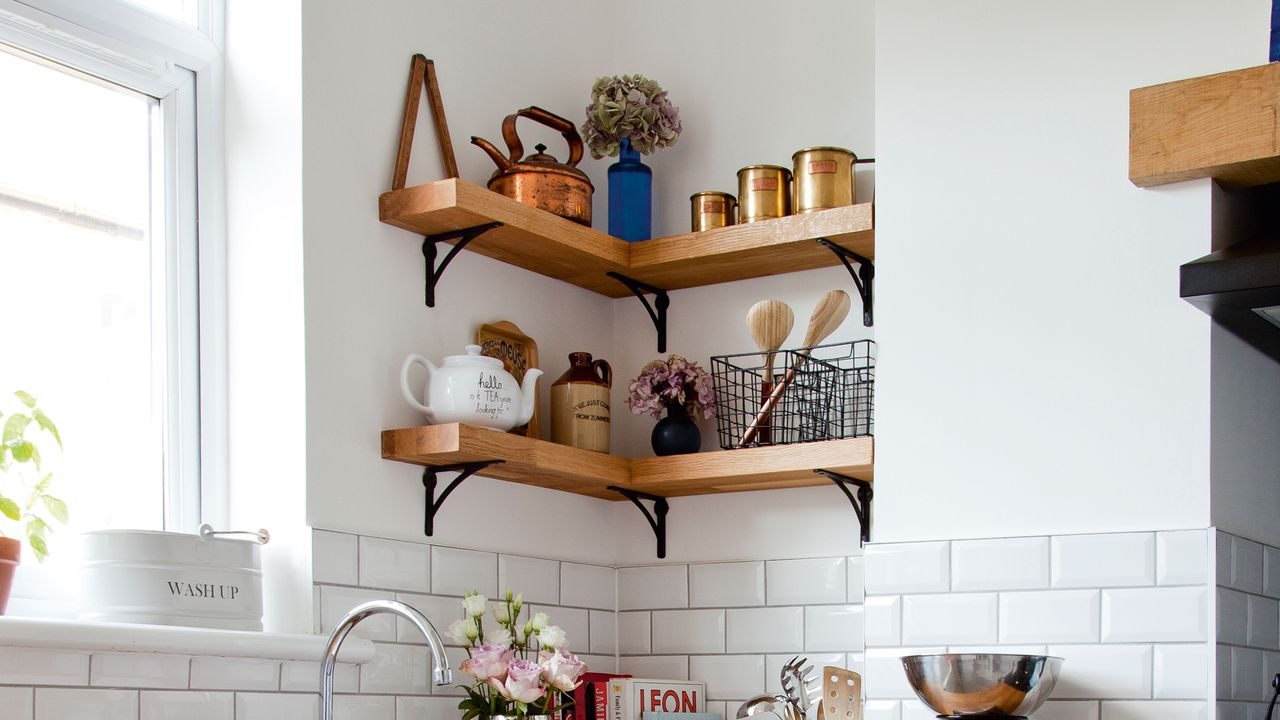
(593, 358), (612, 388)
(501, 106), (585, 168)
(400, 354), (436, 419)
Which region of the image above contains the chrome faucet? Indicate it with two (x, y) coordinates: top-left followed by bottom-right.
(320, 600), (453, 720)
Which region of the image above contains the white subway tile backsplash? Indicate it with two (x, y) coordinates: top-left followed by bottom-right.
(140, 691), (234, 720)
(1265, 546), (1280, 599)
(235, 693), (318, 720)
(334, 695), (396, 720)
(561, 562), (616, 610)
(1220, 588), (1250, 646)
(1052, 533), (1155, 589)
(435, 646), (470, 697)
(1035, 701), (1100, 720)
(865, 542), (949, 595)
(1232, 537), (1265, 595)
(189, 657), (280, 691)
(590, 610), (617, 655)
(0, 647), (89, 686)
(767, 558), (847, 605)
(498, 554), (559, 604)
(1157, 530), (1207, 586)
(360, 642), (431, 695)
(619, 655), (689, 679)
(1232, 647), (1266, 702)
(652, 609), (725, 653)
(1048, 644), (1153, 699)
(35, 688), (137, 720)
(865, 700), (902, 720)
(620, 565), (689, 610)
(901, 593), (997, 645)
(864, 647), (946, 699)
(726, 607), (804, 653)
(1101, 587), (1208, 642)
(951, 537), (1049, 592)
(320, 585), (397, 640)
(0, 687), (33, 720)
(901, 701), (936, 720)
(864, 595), (902, 647)
(530, 604), (589, 651)
(431, 547), (497, 597)
(280, 660), (359, 693)
(1247, 594), (1280, 650)
(396, 696), (464, 720)
(706, 701), (728, 720)
(1101, 701), (1207, 720)
(1218, 647), (1233, 701)
(90, 652), (190, 689)
(396, 592), (466, 645)
(690, 561), (765, 608)
(1219, 701), (1247, 720)
(1218, 533), (1234, 587)
(619, 611), (652, 654)
(580, 654), (618, 674)
(848, 557), (866, 601)
(358, 536), (430, 592)
(313, 530), (359, 586)
(1153, 645), (1208, 700)
(805, 605), (865, 652)
(999, 590), (1100, 644)
(689, 655), (765, 701)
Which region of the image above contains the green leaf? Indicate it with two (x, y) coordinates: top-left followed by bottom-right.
(0, 497), (19, 521)
(10, 441), (32, 463)
(31, 409), (60, 450)
(34, 474), (51, 493)
(27, 532), (48, 561)
(2, 413), (30, 444)
(42, 496), (68, 524)
(28, 443), (40, 471)
(13, 391), (35, 409)
(27, 516), (48, 541)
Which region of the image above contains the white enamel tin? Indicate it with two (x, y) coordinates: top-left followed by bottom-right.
(79, 529), (264, 631)
(400, 344), (543, 431)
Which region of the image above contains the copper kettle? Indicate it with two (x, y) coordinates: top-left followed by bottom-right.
(471, 106), (594, 226)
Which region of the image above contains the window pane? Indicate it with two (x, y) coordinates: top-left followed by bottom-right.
(120, 0), (198, 26)
(0, 48), (165, 558)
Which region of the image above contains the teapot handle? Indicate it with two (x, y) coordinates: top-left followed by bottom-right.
(500, 106), (585, 168)
(400, 354), (436, 419)
(593, 358), (612, 388)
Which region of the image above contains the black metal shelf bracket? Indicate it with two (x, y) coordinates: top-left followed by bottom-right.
(421, 222), (503, 307)
(422, 461), (504, 536)
(816, 238), (874, 327)
(606, 272), (670, 352)
(815, 469), (873, 545)
(608, 485), (670, 558)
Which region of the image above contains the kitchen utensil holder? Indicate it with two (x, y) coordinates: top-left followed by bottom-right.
(711, 340), (874, 450)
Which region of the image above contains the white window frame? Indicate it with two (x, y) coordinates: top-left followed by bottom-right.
(0, 0), (227, 534)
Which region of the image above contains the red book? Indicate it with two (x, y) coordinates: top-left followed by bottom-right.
(572, 672), (631, 720)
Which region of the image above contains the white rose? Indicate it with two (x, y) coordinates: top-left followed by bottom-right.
(462, 592), (488, 618)
(447, 618), (474, 645)
(530, 611), (550, 631)
(493, 602), (511, 624)
(486, 625), (514, 648)
(537, 624), (567, 650)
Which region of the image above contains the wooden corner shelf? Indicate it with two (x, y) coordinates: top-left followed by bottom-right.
(379, 178), (874, 297)
(381, 422), (873, 500)
(1130, 62), (1280, 189)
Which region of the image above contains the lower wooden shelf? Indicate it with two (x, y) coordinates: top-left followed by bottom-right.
(381, 422), (874, 499)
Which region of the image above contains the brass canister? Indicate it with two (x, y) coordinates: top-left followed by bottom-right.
(690, 191), (737, 232)
(737, 165), (792, 223)
(792, 146), (856, 213)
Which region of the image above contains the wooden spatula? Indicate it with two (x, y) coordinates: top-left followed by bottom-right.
(821, 666), (862, 720)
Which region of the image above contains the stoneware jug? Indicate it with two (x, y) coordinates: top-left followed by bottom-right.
(550, 352), (612, 453)
(400, 345), (543, 431)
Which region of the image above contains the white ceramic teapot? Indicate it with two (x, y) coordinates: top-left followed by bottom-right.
(400, 345), (543, 431)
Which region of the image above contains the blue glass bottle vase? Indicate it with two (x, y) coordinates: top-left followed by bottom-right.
(608, 138), (652, 242)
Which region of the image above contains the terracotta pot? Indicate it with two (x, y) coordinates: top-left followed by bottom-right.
(0, 536), (20, 615)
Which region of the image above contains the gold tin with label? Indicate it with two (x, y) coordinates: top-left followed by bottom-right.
(792, 146), (856, 213)
(690, 191), (737, 232)
(736, 165), (792, 223)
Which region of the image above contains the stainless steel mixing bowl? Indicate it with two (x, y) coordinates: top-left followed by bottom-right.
(901, 654), (1064, 718)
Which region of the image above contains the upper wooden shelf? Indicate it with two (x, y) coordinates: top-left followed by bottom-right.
(382, 423), (873, 500)
(1130, 62), (1280, 189)
(379, 179), (874, 298)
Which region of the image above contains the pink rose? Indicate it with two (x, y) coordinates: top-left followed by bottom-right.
(540, 649), (587, 692)
(501, 658), (546, 703)
(461, 643), (512, 681)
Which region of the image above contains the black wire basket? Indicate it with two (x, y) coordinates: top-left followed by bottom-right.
(710, 340), (875, 449)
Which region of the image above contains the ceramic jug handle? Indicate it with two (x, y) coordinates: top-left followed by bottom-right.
(593, 359), (612, 388)
(400, 354), (436, 419)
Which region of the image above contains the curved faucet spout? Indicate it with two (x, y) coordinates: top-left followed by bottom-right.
(320, 600), (452, 720)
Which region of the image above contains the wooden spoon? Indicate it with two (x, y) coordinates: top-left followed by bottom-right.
(746, 300), (795, 382)
(737, 290), (851, 447)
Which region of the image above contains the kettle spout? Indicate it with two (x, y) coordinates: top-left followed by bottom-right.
(516, 368), (544, 427)
(471, 136), (512, 171)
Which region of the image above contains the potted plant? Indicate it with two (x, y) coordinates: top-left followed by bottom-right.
(628, 355), (716, 456)
(0, 391), (69, 613)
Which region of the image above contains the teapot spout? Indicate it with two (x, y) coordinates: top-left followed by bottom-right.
(516, 368), (544, 427)
(471, 136), (512, 172)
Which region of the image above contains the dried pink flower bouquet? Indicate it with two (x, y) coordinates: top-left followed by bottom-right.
(627, 355), (716, 420)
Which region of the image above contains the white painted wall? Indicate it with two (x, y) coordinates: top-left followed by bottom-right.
(871, 0), (1269, 543)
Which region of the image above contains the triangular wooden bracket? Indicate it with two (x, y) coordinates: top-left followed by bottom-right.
(392, 54), (458, 190)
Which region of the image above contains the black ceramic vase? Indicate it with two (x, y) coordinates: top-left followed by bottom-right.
(651, 403), (700, 456)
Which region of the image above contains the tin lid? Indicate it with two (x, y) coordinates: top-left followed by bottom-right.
(792, 146), (856, 158)
(690, 191), (736, 201)
(738, 164), (791, 173)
